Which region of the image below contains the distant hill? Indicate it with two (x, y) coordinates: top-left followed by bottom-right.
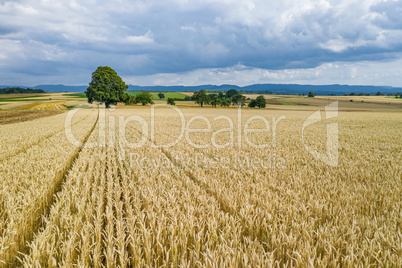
(1, 83), (401, 95)
(33, 85), (89, 92)
(129, 84), (402, 95)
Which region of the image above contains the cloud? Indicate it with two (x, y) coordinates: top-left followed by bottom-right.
(124, 56), (402, 87)
(0, 0), (402, 86)
(126, 31), (154, 44)
(371, 0), (402, 30)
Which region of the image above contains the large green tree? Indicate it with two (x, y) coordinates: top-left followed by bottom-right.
(231, 94), (246, 107)
(85, 66), (129, 108)
(248, 99), (257, 108)
(226, 89), (239, 99)
(192, 89), (210, 107)
(210, 95), (221, 107)
(220, 98), (231, 107)
(256, 95), (266, 108)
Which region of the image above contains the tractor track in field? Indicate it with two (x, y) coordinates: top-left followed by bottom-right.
(159, 148), (268, 246)
(127, 124), (269, 252)
(3, 109), (99, 267)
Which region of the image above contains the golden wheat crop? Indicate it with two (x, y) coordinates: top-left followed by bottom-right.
(0, 106), (400, 267)
(0, 109), (97, 266)
(0, 110), (93, 161)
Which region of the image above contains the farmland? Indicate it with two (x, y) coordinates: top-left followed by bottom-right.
(0, 96), (401, 267)
(0, 110), (64, 125)
(126, 91), (188, 100)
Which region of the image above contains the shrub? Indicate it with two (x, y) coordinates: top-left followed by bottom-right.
(167, 98), (175, 105)
(248, 99), (257, 108)
(135, 92), (154, 105)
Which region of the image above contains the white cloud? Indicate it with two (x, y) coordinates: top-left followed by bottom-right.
(124, 57), (402, 87)
(0, 0), (402, 86)
(126, 31), (154, 44)
(181, 25), (196, 32)
(319, 38), (368, 53)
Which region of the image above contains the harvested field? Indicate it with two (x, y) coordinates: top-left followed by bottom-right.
(280, 97), (402, 111)
(0, 94), (48, 99)
(0, 110), (65, 125)
(17, 101), (69, 111)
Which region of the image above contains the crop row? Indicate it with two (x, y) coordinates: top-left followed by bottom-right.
(0, 109), (98, 266)
(21, 111), (277, 267)
(127, 108), (402, 266)
(3, 108), (400, 266)
(0, 109), (94, 161)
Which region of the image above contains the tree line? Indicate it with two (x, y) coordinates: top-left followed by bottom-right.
(85, 66), (268, 108)
(343, 91), (402, 97)
(191, 89), (266, 108)
(86, 66), (402, 108)
(0, 87), (45, 94)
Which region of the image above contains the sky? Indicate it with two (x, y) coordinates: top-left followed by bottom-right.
(1, 0), (402, 87)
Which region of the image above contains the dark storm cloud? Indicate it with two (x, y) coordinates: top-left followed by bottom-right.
(371, 0), (402, 30)
(0, 0), (402, 85)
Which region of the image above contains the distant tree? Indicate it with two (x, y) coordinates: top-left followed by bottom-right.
(85, 66), (128, 108)
(308, 91), (315, 98)
(343, 93), (349, 96)
(232, 94), (246, 107)
(158, 92), (165, 100)
(124, 94), (137, 105)
(375, 91), (384, 96)
(248, 99), (258, 108)
(226, 89), (239, 99)
(218, 91), (225, 99)
(256, 95), (266, 108)
(220, 98), (231, 107)
(192, 89), (210, 107)
(184, 96), (191, 101)
(167, 98), (175, 105)
(210, 95), (221, 107)
(209, 93), (217, 99)
(135, 91), (154, 105)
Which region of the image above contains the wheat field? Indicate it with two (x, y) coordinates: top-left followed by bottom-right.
(0, 105), (401, 267)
